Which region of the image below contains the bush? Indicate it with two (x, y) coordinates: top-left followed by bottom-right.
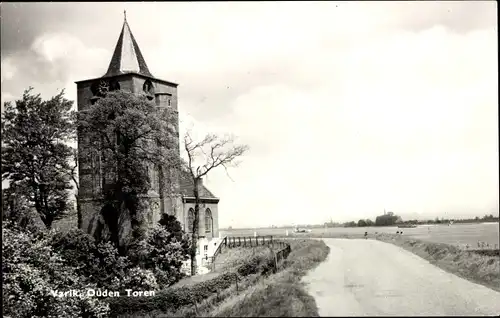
(2, 213), (193, 317)
(127, 218), (190, 288)
(237, 253), (275, 277)
(107, 250), (274, 317)
(2, 224), (110, 318)
(119, 267), (159, 291)
(49, 226), (187, 292)
(50, 228), (129, 290)
(108, 271), (238, 316)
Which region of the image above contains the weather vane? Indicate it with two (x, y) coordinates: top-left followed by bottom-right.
(124, 10), (127, 22)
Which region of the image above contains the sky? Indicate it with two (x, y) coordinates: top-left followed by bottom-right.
(1, 1), (498, 227)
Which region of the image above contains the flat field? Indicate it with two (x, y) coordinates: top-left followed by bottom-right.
(221, 222), (499, 249)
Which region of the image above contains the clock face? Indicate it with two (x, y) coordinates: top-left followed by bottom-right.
(98, 80), (109, 96)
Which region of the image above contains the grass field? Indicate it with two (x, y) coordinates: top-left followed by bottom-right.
(222, 222), (499, 249)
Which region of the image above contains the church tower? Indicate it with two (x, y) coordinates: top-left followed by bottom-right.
(75, 14), (182, 239)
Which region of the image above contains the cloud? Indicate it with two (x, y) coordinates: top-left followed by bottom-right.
(1, 31), (109, 108)
(1, 58), (17, 83)
(199, 25), (498, 227)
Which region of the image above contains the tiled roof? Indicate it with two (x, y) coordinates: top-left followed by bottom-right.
(103, 18), (153, 78)
(179, 170), (218, 199)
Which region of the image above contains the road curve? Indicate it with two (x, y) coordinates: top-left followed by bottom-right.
(302, 238), (500, 316)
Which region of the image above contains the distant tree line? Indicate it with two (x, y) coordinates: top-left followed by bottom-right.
(221, 214), (499, 231)
(322, 214), (499, 228)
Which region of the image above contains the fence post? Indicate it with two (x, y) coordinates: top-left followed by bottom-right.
(274, 250), (278, 273)
(244, 237), (246, 247)
(238, 237), (241, 247)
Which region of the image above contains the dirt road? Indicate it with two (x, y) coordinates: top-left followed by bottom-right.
(302, 238), (500, 316)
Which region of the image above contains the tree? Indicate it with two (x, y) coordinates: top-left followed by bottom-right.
(343, 221), (357, 227)
(365, 219), (374, 226)
(2, 185), (37, 229)
(357, 219), (367, 227)
(183, 131), (249, 275)
(1, 88), (75, 229)
(375, 214), (399, 226)
(128, 213), (190, 287)
(77, 90), (179, 251)
(68, 149), (82, 229)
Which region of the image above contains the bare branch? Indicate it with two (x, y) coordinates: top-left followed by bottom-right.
(183, 131), (249, 179)
(221, 163), (235, 182)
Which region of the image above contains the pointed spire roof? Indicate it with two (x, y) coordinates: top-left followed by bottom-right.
(104, 12), (153, 78)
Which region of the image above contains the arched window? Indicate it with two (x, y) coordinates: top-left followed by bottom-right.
(187, 208), (194, 233)
(205, 209), (213, 233)
(143, 79), (154, 100)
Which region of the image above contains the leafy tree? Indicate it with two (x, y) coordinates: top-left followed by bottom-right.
(375, 214), (399, 226)
(77, 90), (179, 251)
(2, 223), (110, 317)
(183, 131), (249, 275)
(49, 228), (129, 290)
(158, 213), (191, 254)
(127, 215), (190, 288)
(2, 185), (33, 228)
(357, 219), (367, 227)
(365, 219), (374, 226)
(1, 88), (75, 229)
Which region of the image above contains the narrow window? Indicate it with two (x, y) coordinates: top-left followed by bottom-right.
(205, 209), (213, 233)
(187, 208), (195, 233)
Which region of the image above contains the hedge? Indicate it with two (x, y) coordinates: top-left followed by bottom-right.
(108, 251), (276, 317)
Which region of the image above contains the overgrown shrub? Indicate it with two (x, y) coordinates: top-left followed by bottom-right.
(236, 253), (275, 277)
(107, 249), (275, 317)
(50, 228), (129, 290)
(2, 223), (110, 318)
(127, 216), (190, 288)
(107, 271), (238, 316)
(119, 266), (159, 291)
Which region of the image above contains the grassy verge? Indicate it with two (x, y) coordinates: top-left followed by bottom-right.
(213, 245), (276, 273)
(171, 246), (276, 288)
(374, 233), (500, 292)
(113, 245), (280, 317)
(202, 239), (330, 317)
(113, 241), (329, 317)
